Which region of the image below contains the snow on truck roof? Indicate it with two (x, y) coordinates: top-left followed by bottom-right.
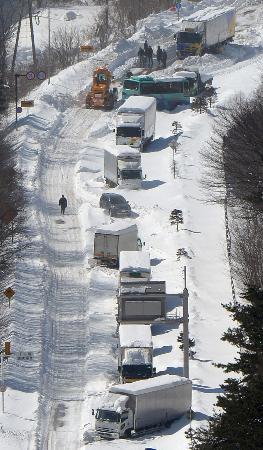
(95, 222), (138, 236)
(110, 374), (192, 396)
(119, 251), (151, 274)
(119, 324), (152, 348)
(184, 6), (235, 22)
(118, 96), (156, 113)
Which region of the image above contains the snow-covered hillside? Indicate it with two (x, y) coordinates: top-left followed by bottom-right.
(1, 1), (263, 449)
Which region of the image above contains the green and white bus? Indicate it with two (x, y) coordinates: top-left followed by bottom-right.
(122, 71), (211, 110)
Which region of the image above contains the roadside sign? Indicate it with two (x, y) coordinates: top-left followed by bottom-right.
(26, 71), (35, 81)
(176, 1), (182, 9)
(21, 100), (34, 108)
(0, 385), (6, 393)
(37, 71), (46, 80)
(16, 106), (22, 113)
(17, 351), (33, 361)
(169, 139), (178, 150)
(4, 287), (15, 299)
(80, 44), (95, 52)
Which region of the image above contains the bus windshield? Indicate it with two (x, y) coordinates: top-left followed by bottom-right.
(123, 80), (139, 90)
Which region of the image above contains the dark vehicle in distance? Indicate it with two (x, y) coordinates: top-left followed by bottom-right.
(99, 193), (131, 217)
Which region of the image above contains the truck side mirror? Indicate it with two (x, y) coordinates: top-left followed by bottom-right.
(112, 129), (115, 133)
(144, 174), (147, 179)
(153, 367), (156, 375)
(92, 409), (94, 415)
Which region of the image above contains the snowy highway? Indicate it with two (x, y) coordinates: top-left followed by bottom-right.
(1, 1), (263, 449)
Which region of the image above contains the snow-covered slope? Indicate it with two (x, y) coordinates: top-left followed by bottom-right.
(1, 1), (263, 449)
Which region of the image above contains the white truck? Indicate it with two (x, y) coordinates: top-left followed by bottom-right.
(175, 7), (236, 58)
(104, 146), (142, 189)
(118, 324), (155, 383)
(94, 374), (192, 439)
(116, 96), (156, 150)
(119, 250), (151, 283)
(94, 222), (141, 267)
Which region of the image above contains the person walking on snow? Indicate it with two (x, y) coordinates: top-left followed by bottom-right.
(144, 40), (149, 54)
(59, 194), (67, 215)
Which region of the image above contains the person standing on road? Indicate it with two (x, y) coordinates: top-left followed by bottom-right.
(147, 46), (153, 68)
(162, 49), (167, 68)
(59, 194), (67, 215)
(156, 46), (163, 67)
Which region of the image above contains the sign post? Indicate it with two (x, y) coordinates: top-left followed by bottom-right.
(4, 287), (15, 308)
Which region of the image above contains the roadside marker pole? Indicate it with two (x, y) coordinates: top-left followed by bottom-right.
(1, 352), (5, 413)
(183, 266), (189, 378)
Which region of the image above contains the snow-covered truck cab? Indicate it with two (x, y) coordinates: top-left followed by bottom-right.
(104, 146), (142, 190)
(94, 393), (133, 439)
(117, 147), (142, 189)
(93, 222), (140, 267)
(118, 324), (155, 383)
(116, 96), (156, 150)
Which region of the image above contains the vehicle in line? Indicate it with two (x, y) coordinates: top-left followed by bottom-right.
(117, 280), (166, 323)
(93, 374), (192, 439)
(86, 67), (118, 110)
(118, 324), (155, 383)
(99, 193), (131, 218)
(104, 146), (143, 189)
(121, 70), (212, 110)
(175, 6), (236, 58)
(116, 96), (156, 150)
(119, 250), (151, 283)
(93, 222), (142, 267)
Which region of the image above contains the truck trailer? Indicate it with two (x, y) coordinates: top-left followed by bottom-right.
(116, 96), (156, 150)
(175, 7), (236, 58)
(118, 324), (155, 383)
(94, 222), (141, 267)
(94, 374), (192, 439)
(118, 280), (166, 323)
(119, 250), (151, 283)
(104, 146), (142, 189)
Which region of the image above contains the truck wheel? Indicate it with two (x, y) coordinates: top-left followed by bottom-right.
(124, 429), (132, 438)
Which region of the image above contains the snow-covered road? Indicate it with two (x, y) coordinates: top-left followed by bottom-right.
(33, 108), (117, 450)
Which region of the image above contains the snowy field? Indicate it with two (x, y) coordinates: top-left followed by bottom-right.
(1, 0), (263, 449)
(10, 1), (100, 64)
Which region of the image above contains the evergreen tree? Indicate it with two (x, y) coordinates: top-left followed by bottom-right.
(188, 286), (263, 450)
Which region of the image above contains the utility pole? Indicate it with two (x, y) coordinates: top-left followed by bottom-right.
(11, 1), (24, 76)
(48, 0), (51, 84)
(183, 266), (189, 378)
(28, 0), (37, 67)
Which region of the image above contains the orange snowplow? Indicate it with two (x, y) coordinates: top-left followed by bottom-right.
(86, 67), (118, 110)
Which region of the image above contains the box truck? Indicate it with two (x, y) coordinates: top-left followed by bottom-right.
(94, 374), (192, 439)
(118, 280), (166, 323)
(116, 96), (156, 150)
(175, 7), (236, 57)
(104, 146), (142, 189)
(118, 324), (155, 383)
(119, 251), (151, 283)
(94, 222), (141, 267)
